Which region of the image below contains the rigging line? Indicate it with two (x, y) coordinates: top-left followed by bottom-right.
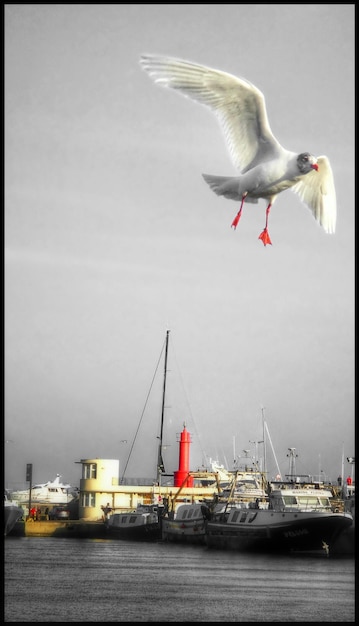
(264, 421), (282, 479)
(169, 334), (207, 464)
(120, 336), (167, 484)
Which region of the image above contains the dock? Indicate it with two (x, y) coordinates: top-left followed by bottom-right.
(9, 519), (109, 539)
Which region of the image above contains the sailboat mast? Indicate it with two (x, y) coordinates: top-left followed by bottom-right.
(261, 406), (267, 478)
(157, 330), (170, 483)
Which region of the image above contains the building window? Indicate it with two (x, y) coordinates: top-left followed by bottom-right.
(82, 492), (96, 507)
(83, 463), (97, 479)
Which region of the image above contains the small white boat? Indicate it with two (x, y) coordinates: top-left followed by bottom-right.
(162, 502), (215, 545)
(10, 474), (77, 505)
(4, 491), (24, 536)
(205, 482), (353, 556)
(105, 504), (163, 541)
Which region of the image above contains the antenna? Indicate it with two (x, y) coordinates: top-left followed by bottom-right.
(287, 447), (298, 479)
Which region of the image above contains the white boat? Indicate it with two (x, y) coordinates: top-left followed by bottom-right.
(10, 474), (77, 505)
(161, 469), (222, 545)
(4, 491), (24, 536)
(205, 482), (354, 555)
(162, 501), (216, 545)
(106, 504), (164, 541)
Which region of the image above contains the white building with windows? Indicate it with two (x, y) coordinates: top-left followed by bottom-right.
(77, 458), (221, 521)
(79, 458), (120, 520)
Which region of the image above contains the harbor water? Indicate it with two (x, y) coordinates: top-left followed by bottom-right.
(4, 537), (355, 622)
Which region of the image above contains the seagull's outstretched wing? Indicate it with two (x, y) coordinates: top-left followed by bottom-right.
(140, 54), (283, 173)
(292, 156), (336, 233)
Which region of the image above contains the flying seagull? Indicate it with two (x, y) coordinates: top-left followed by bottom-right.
(139, 55), (336, 246)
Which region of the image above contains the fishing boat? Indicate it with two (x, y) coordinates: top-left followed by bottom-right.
(4, 491), (24, 536)
(105, 504), (164, 540)
(10, 474), (78, 506)
(162, 501), (213, 544)
(162, 469), (266, 544)
(205, 480), (354, 555)
(330, 460), (355, 556)
(161, 469), (222, 545)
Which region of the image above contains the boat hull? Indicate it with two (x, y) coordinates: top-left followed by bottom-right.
(161, 502), (213, 545)
(162, 517), (206, 545)
(10, 475), (77, 506)
(106, 522), (161, 541)
(4, 503), (24, 536)
(105, 507), (162, 541)
(205, 510), (353, 554)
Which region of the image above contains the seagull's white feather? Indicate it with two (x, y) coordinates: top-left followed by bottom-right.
(140, 54), (337, 239)
(140, 55), (282, 172)
(291, 156), (336, 233)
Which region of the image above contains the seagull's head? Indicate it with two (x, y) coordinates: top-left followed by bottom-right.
(297, 152), (319, 174)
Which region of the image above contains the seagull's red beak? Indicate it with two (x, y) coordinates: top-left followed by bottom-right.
(311, 163), (319, 171)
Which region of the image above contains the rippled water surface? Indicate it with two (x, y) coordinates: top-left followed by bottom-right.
(4, 537), (355, 622)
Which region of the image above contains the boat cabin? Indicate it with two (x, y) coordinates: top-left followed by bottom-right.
(173, 503), (212, 521)
(108, 505), (160, 528)
(270, 488), (332, 512)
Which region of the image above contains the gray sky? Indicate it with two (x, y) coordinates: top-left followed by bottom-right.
(5, 4), (354, 489)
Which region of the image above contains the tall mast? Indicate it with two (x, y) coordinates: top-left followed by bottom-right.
(261, 406), (267, 477)
(157, 330), (169, 483)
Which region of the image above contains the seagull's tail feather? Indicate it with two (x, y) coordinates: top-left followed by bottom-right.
(202, 174), (241, 201)
(202, 174), (258, 203)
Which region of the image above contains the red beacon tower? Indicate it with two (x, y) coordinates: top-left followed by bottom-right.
(173, 423), (194, 487)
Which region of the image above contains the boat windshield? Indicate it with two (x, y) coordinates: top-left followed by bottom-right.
(282, 495), (330, 509)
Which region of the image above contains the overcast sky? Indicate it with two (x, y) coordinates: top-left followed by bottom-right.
(4, 4), (354, 490)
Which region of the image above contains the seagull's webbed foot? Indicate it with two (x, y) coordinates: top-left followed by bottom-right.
(231, 209), (242, 229)
(231, 193), (247, 230)
(258, 202), (272, 246)
(258, 228), (272, 246)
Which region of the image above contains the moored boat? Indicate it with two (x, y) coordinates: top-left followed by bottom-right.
(161, 469), (222, 545)
(162, 501), (215, 545)
(330, 478), (355, 556)
(105, 504), (164, 541)
(162, 469), (267, 545)
(4, 491), (24, 536)
(10, 474), (78, 506)
(205, 482), (353, 556)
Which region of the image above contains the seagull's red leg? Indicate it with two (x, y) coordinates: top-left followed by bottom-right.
(258, 203), (272, 246)
(231, 193), (247, 230)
